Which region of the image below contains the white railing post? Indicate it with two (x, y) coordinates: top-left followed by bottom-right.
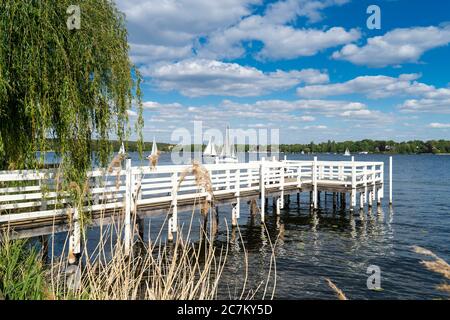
(363, 165), (368, 206)
(372, 164), (376, 205)
(378, 163), (384, 205)
(124, 159), (132, 255)
(260, 163), (265, 223)
(351, 160), (356, 210)
(368, 165), (373, 207)
(389, 156), (393, 205)
(279, 164), (284, 209)
(313, 157), (318, 209)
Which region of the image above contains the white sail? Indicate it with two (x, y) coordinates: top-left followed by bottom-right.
(217, 126), (238, 163)
(119, 142), (126, 155)
(203, 137), (217, 157)
(230, 143), (236, 158)
(211, 141), (217, 156)
(344, 148), (351, 156)
(151, 137), (158, 156)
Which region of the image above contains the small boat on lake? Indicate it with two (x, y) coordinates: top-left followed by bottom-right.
(217, 126), (238, 163)
(344, 148), (351, 156)
(147, 137), (158, 159)
(119, 142), (126, 156)
(203, 136), (217, 158)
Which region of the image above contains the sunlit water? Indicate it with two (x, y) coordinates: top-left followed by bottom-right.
(46, 153), (449, 299)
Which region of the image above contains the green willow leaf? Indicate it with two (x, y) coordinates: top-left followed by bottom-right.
(0, 0), (143, 178)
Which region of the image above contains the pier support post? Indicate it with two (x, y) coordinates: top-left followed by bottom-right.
(279, 165), (285, 210)
(313, 157), (318, 210)
(136, 215), (145, 242)
(360, 192), (364, 210)
(40, 235), (49, 263)
(389, 156), (393, 205)
(68, 208), (81, 265)
(309, 191), (313, 208)
(124, 159), (132, 255)
(378, 162), (384, 205)
(276, 197), (282, 215)
(260, 163), (265, 223)
(232, 199), (240, 227)
(249, 199), (258, 217)
(371, 184), (376, 207)
(377, 187), (382, 206)
(350, 190), (356, 211)
(168, 172), (178, 242)
(340, 193), (346, 209)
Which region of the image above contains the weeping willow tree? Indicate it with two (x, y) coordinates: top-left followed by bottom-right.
(0, 1), (144, 184)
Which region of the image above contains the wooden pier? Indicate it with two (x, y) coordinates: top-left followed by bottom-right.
(0, 156), (390, 255)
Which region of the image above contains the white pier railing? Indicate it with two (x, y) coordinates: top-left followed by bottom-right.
(0, 157), (389, 254)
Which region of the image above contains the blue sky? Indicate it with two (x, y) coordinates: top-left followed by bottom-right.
(116, 0), (450, 143)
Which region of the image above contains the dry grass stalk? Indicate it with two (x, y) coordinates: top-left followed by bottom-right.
(148, 151), (161, 171)
(325, 278), (348, 300)
(43, 209), (274, 300)
(107, 154), (126, 189)
(178, 161), (215, 219)
(413, 245), (450, 295)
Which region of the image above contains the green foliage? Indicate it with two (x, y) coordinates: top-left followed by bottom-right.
(279, 140), (450, 154)
(0, 237), (46, 300)
(0, 0), (143, 181)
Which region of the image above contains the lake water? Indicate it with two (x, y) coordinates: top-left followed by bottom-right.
(49, 152), (449, 300)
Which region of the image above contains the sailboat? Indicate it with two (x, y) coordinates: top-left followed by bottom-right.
(147, 137), (158, 159)
(203, 136), (217, 158)
(344, 148), (351, 156)
(217, 126), (238, 163)
(118, 142), (126, 156)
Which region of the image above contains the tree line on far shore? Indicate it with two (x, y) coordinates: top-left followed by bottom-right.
(102, 139), (450, 154)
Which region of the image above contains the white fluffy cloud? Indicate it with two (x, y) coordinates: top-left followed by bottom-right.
(264, 0), (349, 24)
(117, 0), (259, 46)
(400, 98), (450, 114)
(332, 25), (450, 67)
(428, 123), (450, 128)
(143, 98), (371, 123)
(304, 125), (328, 129)
(297, 73), (441, 99)
(116, 0), (260, 63)
(145, 59), (329, 97)
(130, 43), (192, 64)
(198, 15), (360, 60)
(117, 0), (357, 64)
